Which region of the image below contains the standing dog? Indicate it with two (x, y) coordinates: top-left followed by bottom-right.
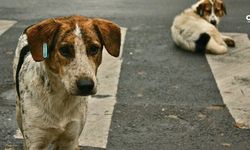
(13, 16), (121, 150)
(171, 0), (235, 54)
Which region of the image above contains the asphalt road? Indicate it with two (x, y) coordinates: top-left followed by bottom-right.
(0, 0), (250, 149)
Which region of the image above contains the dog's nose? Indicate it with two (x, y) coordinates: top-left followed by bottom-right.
(210, 20), (217, 26)
(76, 79), (95, 96)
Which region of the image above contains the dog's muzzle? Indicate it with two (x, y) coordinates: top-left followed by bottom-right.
(76, 78), (96, 96)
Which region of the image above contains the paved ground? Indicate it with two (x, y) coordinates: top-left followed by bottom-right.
(0, 0), (250, 150)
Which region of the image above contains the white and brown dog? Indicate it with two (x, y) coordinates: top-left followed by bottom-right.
(171, 0), (235, 54)
(13, 16), (121, 150)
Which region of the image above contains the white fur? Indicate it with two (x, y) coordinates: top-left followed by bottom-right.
(74, 23), (82, 38)
(60, 29), (97, 94)
(13, 16), (121, 150)
(13, 33), (89, 150)
(171, 1), (230, 54)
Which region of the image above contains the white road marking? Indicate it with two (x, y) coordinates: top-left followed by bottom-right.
(206, 33), (250, 129)
(0, 20), (17, 35)
(8, 28), (127, 148)
(0, 19), (19, 141)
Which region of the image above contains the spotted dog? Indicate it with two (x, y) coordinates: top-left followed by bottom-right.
(13, 16), (121, 150)
(171, 0), (235, 54)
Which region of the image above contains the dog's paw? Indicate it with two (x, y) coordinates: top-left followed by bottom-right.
(224, 38), (235, 47)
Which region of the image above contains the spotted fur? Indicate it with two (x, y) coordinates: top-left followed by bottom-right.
(13, 16), (121, 150)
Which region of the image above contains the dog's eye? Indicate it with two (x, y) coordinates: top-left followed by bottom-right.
(88, 44), (100, 56)
(215, 9), (220, 13)
(59, 46), (73, 58)
(205, 9), (211, 14)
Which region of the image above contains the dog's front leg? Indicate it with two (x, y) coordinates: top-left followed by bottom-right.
(24, 139), (49, 150)
(53, 121), (83, 150)
(53, 140), (80, 150)
(22, 127), (53, 150)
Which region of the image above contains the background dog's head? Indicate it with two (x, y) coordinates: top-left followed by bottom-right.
(25, 16), (121, 96)
(194, 0), (227, 26)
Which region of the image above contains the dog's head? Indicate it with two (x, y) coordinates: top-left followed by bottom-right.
(25, 16), (121, 96)
(194, 0), (226, 26)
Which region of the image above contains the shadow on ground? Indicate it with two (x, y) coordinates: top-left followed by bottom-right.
(4, 139), (105, 150)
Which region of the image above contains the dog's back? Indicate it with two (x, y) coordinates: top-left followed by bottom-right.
(13, 34), (28, 83)
(171, 9), (213, 53)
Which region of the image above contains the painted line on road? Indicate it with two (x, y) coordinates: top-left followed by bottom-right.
(0, 20), (17, 35)
(206, 33), (250, 129)
(11, 28), (127, 148)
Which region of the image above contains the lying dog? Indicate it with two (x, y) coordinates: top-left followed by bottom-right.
(171, 0), (235, 54)
(13, 16), (121, 150)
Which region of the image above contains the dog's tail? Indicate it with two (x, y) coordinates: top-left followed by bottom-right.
(195, 33), (210, 53)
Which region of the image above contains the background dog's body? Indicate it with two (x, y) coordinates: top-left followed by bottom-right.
(13, 16), (121, 150)
(171, 0), (235, 54)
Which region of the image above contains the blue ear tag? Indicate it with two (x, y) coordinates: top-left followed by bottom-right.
(43, 43), (48, 59)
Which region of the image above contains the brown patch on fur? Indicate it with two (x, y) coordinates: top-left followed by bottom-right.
(26, 16), (121, 75)
(214, 0), (227, 16)
(45, 19), (77, 74)
(93, 18), (121, 57)
(197, 0), (226, 17)
(197, 0), (211, 17)
(79, 20), (103, 73)
(26, 19), (60, 61)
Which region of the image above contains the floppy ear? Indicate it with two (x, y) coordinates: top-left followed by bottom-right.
(93, 18), (121, 57)
(221, 3), (227, 15)
(26, 18), (60, 62)
(196, 3), (205, 16)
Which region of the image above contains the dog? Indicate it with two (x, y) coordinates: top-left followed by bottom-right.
(13, 16), (121, 150)
(171, 0), (235, 54)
